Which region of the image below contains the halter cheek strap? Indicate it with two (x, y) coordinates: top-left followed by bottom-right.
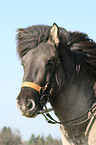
(21, 82), (42, 93)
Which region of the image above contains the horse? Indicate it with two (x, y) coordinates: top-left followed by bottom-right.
(16, 23), (96, 145)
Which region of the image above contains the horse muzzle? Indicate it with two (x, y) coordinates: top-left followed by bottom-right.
(16, 97), (38, 118)
(16, 85), (40, 118)
(16, 81), (51, 118)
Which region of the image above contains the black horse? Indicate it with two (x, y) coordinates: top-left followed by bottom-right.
(16, 23), (96, 144)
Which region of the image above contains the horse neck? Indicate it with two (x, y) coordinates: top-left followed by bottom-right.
(50, 69), (95, 143)
(54, 46), (95, 121)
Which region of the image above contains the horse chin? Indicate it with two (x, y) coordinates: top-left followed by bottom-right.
(18, 107), (39, 118)
(22, 108), (38, 118)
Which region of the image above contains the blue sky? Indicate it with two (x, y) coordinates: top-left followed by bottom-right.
(0, 0), (96, 141)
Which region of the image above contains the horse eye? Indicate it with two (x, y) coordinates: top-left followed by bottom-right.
(45, 60), (54, 68)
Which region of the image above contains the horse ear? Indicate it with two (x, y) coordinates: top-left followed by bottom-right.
(49, 23), (59, 47)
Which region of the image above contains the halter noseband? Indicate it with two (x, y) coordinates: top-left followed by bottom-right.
(21, 82), (42, 93)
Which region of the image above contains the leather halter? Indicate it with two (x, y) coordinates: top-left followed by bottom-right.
(21, 82), (42, 93)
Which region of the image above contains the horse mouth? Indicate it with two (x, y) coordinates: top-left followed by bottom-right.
(22, 108), (38, 118)
(16, 99), (39, 118)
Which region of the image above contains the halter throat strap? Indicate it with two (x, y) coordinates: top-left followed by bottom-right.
(21, 82), (42, 93)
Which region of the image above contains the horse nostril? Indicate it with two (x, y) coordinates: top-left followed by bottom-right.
(27, 101), (32, 110)
(27, 99), (35, 111)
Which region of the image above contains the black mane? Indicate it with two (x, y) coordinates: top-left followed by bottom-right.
(17, 25), (96, 78)
(69, 31), (96, 77)
(17, 25), (51, 57)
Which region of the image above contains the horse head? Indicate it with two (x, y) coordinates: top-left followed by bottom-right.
(16, 24), (64, 117)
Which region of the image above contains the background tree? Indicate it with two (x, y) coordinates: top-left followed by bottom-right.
(28, 133), (62, 145)
(13, 129), (22, 145)
(0, 126), (14, 145)
(0, 127), (22, 145)
(0, 126), (62, 145)
(28, 134), (36, 145)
